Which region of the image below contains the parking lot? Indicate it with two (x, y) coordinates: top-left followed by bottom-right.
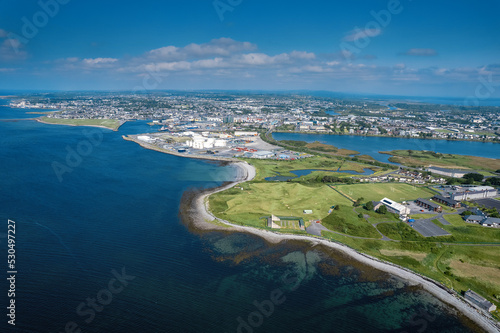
(411, 219), (451, 237)
(474, 198), (500, 212)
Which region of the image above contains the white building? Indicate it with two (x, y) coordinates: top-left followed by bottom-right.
(379, 198), (410, 216)
(426, 166), (470, 178)
(187, 136), (217, 149)
(137, 135), (153, 143)
(451, 186), (497, 201)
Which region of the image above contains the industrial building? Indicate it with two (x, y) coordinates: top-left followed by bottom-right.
(464, 290), (497, 312)
(450, 186), (497, 201)
(415, 198), (443, 212)
(426, 166), (470, 178)
(186, 136), (227, 149)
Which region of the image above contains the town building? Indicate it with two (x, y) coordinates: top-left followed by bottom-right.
(481, 217), (500, 228)
(464, 215), (484, 224)
(379, 198), (410, 216)
(432, 195), (461, 208)
(415, 198), (443, 212)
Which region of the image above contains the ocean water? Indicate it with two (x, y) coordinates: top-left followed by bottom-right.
(272, 132), (500, 164)
(0, 103), (484, 332)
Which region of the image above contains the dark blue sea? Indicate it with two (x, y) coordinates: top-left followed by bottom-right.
(0, 99), (484, 332)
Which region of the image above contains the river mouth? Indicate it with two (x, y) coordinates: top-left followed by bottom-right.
(265, 168), (375, 181)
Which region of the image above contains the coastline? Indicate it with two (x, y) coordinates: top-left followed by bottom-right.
(35, 117), (125, 131)
(123, 135), (238, 162)
(187, 160), (500, 332)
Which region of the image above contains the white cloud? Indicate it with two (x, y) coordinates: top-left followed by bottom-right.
(0, 29), (7, 38)
(326, 61), (340, 66)
(289, 51), (315, 59)
(343, 28), (382, 42)
(148, 38), (257, 61)
(82, 58), (118, 66)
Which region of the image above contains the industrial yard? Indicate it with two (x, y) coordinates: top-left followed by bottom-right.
(124, 131), (312, 162)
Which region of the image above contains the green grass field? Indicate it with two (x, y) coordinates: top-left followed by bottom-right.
(209, 182), (352, 227)
(335, 183), (434, 202)
(209, 147), (500, 319)
(376, 222), (424, 241)
(242, 156), (342, 181)
(39, 117), (122, 130)
(321, 205), (381, 238)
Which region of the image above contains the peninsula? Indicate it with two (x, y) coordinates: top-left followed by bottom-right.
(123, 128), (500, 332)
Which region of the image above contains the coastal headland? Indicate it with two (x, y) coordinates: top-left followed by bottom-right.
(123, 135), (238, 162)
(36, 116), (125, 131)
(123, 132), (500, 332)
(185, 160), (500, 333)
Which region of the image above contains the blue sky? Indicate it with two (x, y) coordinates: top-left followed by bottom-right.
(0, 0), (499, 98)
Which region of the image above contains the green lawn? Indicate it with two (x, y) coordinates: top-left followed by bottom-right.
(39, 116), (122, 130)
(321, 205), (381, 238)
(376, 222), (424, 241)
(335, 183), (434, 202)
(209, 182), (352, 227)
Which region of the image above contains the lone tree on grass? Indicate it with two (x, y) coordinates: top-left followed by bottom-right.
(377, 205), (388, 214)
(353, 197), (364, 207)
(365, 201), (374, 211)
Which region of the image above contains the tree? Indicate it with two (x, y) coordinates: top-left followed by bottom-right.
(463, 173), (483, 182)
(365, 201), (374, 211)
(334, 205), (340, 211)
(353, 197), (364, 207)
(377, 205), (387, 214)
(484, 177), (500, 186)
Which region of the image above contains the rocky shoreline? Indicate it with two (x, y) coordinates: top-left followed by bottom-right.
(186, 161), (500, 332)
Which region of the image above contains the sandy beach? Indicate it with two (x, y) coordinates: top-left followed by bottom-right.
(190, 161), (500, 332)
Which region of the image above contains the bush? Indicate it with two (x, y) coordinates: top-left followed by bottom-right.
(358, 213), (364, 218)
(365, 201), (374, 211)
(463, 173), (483, 182)
(377, 205), (387, 214)
(334, 205), (340, 211)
